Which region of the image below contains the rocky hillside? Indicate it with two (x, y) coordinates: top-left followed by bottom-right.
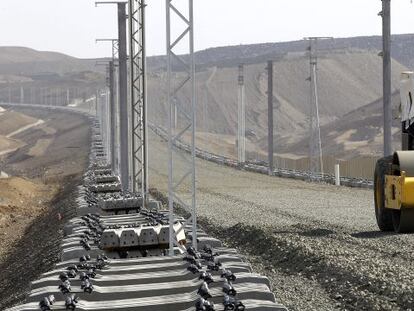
(274, 92), (402, 160)
(147, 34), (414, 159)
(148, 50), (407, 157)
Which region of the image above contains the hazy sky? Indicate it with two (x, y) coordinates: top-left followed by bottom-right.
(1, 0), (414, 59)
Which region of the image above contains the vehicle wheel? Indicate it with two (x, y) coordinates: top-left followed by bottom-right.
(374, 156), (394, 231)
(392, 208), (414, 233)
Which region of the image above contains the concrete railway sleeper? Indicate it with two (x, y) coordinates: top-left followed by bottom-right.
(6, 111), (287, 311)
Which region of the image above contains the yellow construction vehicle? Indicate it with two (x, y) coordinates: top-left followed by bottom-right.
(375, 72), (414, 232)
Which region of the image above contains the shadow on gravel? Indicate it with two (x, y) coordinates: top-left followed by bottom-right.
(351, 231), (398, 239)
(149, 187), (411, 311)
(197, 220), (410, 311)
(272, 228), (335, 237)
(0, 174), (80, 310)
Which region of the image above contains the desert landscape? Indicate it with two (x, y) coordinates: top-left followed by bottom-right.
(2, 35), (413, 165)
(1, 24), (414, 311)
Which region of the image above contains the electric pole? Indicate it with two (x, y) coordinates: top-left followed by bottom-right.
(267, 61), (274, 175)
(96, 39), (119, 175)
(304, 37), (332, 178)
(381, 0), (392, 156)
(96, 1), (129, 190)
(20, 86), (24, 104)
(237, 64), (246, 164)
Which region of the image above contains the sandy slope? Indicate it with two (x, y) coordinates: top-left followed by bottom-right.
(0, 107), (90, 309)
(0, 109), (48, 158)
(148, 51), (407, 159)
(0, 108), (89, 262)
(148, 51), (406, 139)
(0, 135), (24, 156)
(0, 177), (57, 259)
(0, 110), (39, 136)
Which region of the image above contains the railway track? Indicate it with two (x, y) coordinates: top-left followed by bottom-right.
(6, 108), (287, 311)
(5, 104), (406, 311)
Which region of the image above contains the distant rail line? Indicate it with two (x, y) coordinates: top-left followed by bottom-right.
(149, 124), (373, 189)
(0, 103), (373, 189)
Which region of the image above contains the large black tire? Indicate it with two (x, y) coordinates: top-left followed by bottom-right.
(392, 207), (414, 233)
(374, 156), (394, 231)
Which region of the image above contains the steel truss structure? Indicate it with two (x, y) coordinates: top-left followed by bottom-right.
(96, 38), (119, 62)
(166, 0), (197, 254)
(128, 0), (148, 204)
(305, 37), (329, 178)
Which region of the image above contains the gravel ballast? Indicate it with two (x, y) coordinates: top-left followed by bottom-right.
(149, 131), (414, 311)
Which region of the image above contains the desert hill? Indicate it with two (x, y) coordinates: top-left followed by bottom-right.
(0, 47), (105, 105)
(0, 47), (101, 75)
(148, 50), (407, 157)
(146, 35), (414, 159)
(148, 34), (414, 70)
(2, 34), (414, 159)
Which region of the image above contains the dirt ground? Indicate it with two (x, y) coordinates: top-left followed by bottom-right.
(0, 135), (24, 156)
(0, 110), (39, 136)
(0, 177), (58, 260)
(0, 107), (90, 309)
(2, 107), (90, 179)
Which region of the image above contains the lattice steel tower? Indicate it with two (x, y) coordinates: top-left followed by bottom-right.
(305, 37), (328, 178)
(166, 0), (197, 254)
(128, 0), (148, 204)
